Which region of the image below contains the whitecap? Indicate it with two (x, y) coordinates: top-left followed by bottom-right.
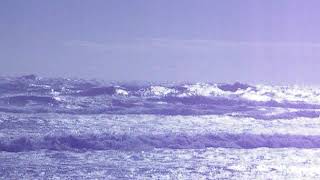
(180, 83), (229, 97)
(142, 86), (177, 97)
(115, 89), (129, 96)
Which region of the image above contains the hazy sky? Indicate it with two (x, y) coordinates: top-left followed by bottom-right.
(1, 0), (320, 84)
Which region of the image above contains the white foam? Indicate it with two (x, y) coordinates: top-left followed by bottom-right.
(143, 86), (177, 96)
(1, 148), (320, 179)
(180, 83), (228, 97)
(239, 88), (271, 102)
(115, 89), (129, 96)
(30, 84), (51, 89)
(5, 113), (320, 137)
(233, 84), (320, 104)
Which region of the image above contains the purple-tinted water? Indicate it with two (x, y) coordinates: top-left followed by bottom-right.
(1, 75), (320, 179)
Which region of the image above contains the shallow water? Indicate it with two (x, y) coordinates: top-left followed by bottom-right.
(2, 148), (320, 179)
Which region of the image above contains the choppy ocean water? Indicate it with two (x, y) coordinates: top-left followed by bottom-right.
(1, 75), (320, 179)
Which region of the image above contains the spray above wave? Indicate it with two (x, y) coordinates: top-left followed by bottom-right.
(1, 75), (320, 119)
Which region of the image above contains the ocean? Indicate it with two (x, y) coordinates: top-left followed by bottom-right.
(1, 75), (320, 179)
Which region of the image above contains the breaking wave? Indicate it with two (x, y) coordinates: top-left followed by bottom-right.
(1, 75), (320, 119)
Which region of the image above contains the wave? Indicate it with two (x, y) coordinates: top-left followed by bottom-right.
(1, 96), (319, 120)
(0, 95), (60, 106)
(1, 75), (320, 119)
(1, 75), (319, 102)
(74, 87), (116, 96)
(1, 133), (320, 152)
(218, 82), (253, 92)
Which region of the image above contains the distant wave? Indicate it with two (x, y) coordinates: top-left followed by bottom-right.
(0, 95), (60, 106)
(73, 86), (116, 96)
(1, 75), (320, 119)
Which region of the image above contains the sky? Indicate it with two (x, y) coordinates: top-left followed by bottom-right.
(1, 0), (320, 85)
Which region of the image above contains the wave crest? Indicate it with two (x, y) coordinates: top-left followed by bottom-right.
(1, 76), (320, 119)
(2, 133), (320, 152)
